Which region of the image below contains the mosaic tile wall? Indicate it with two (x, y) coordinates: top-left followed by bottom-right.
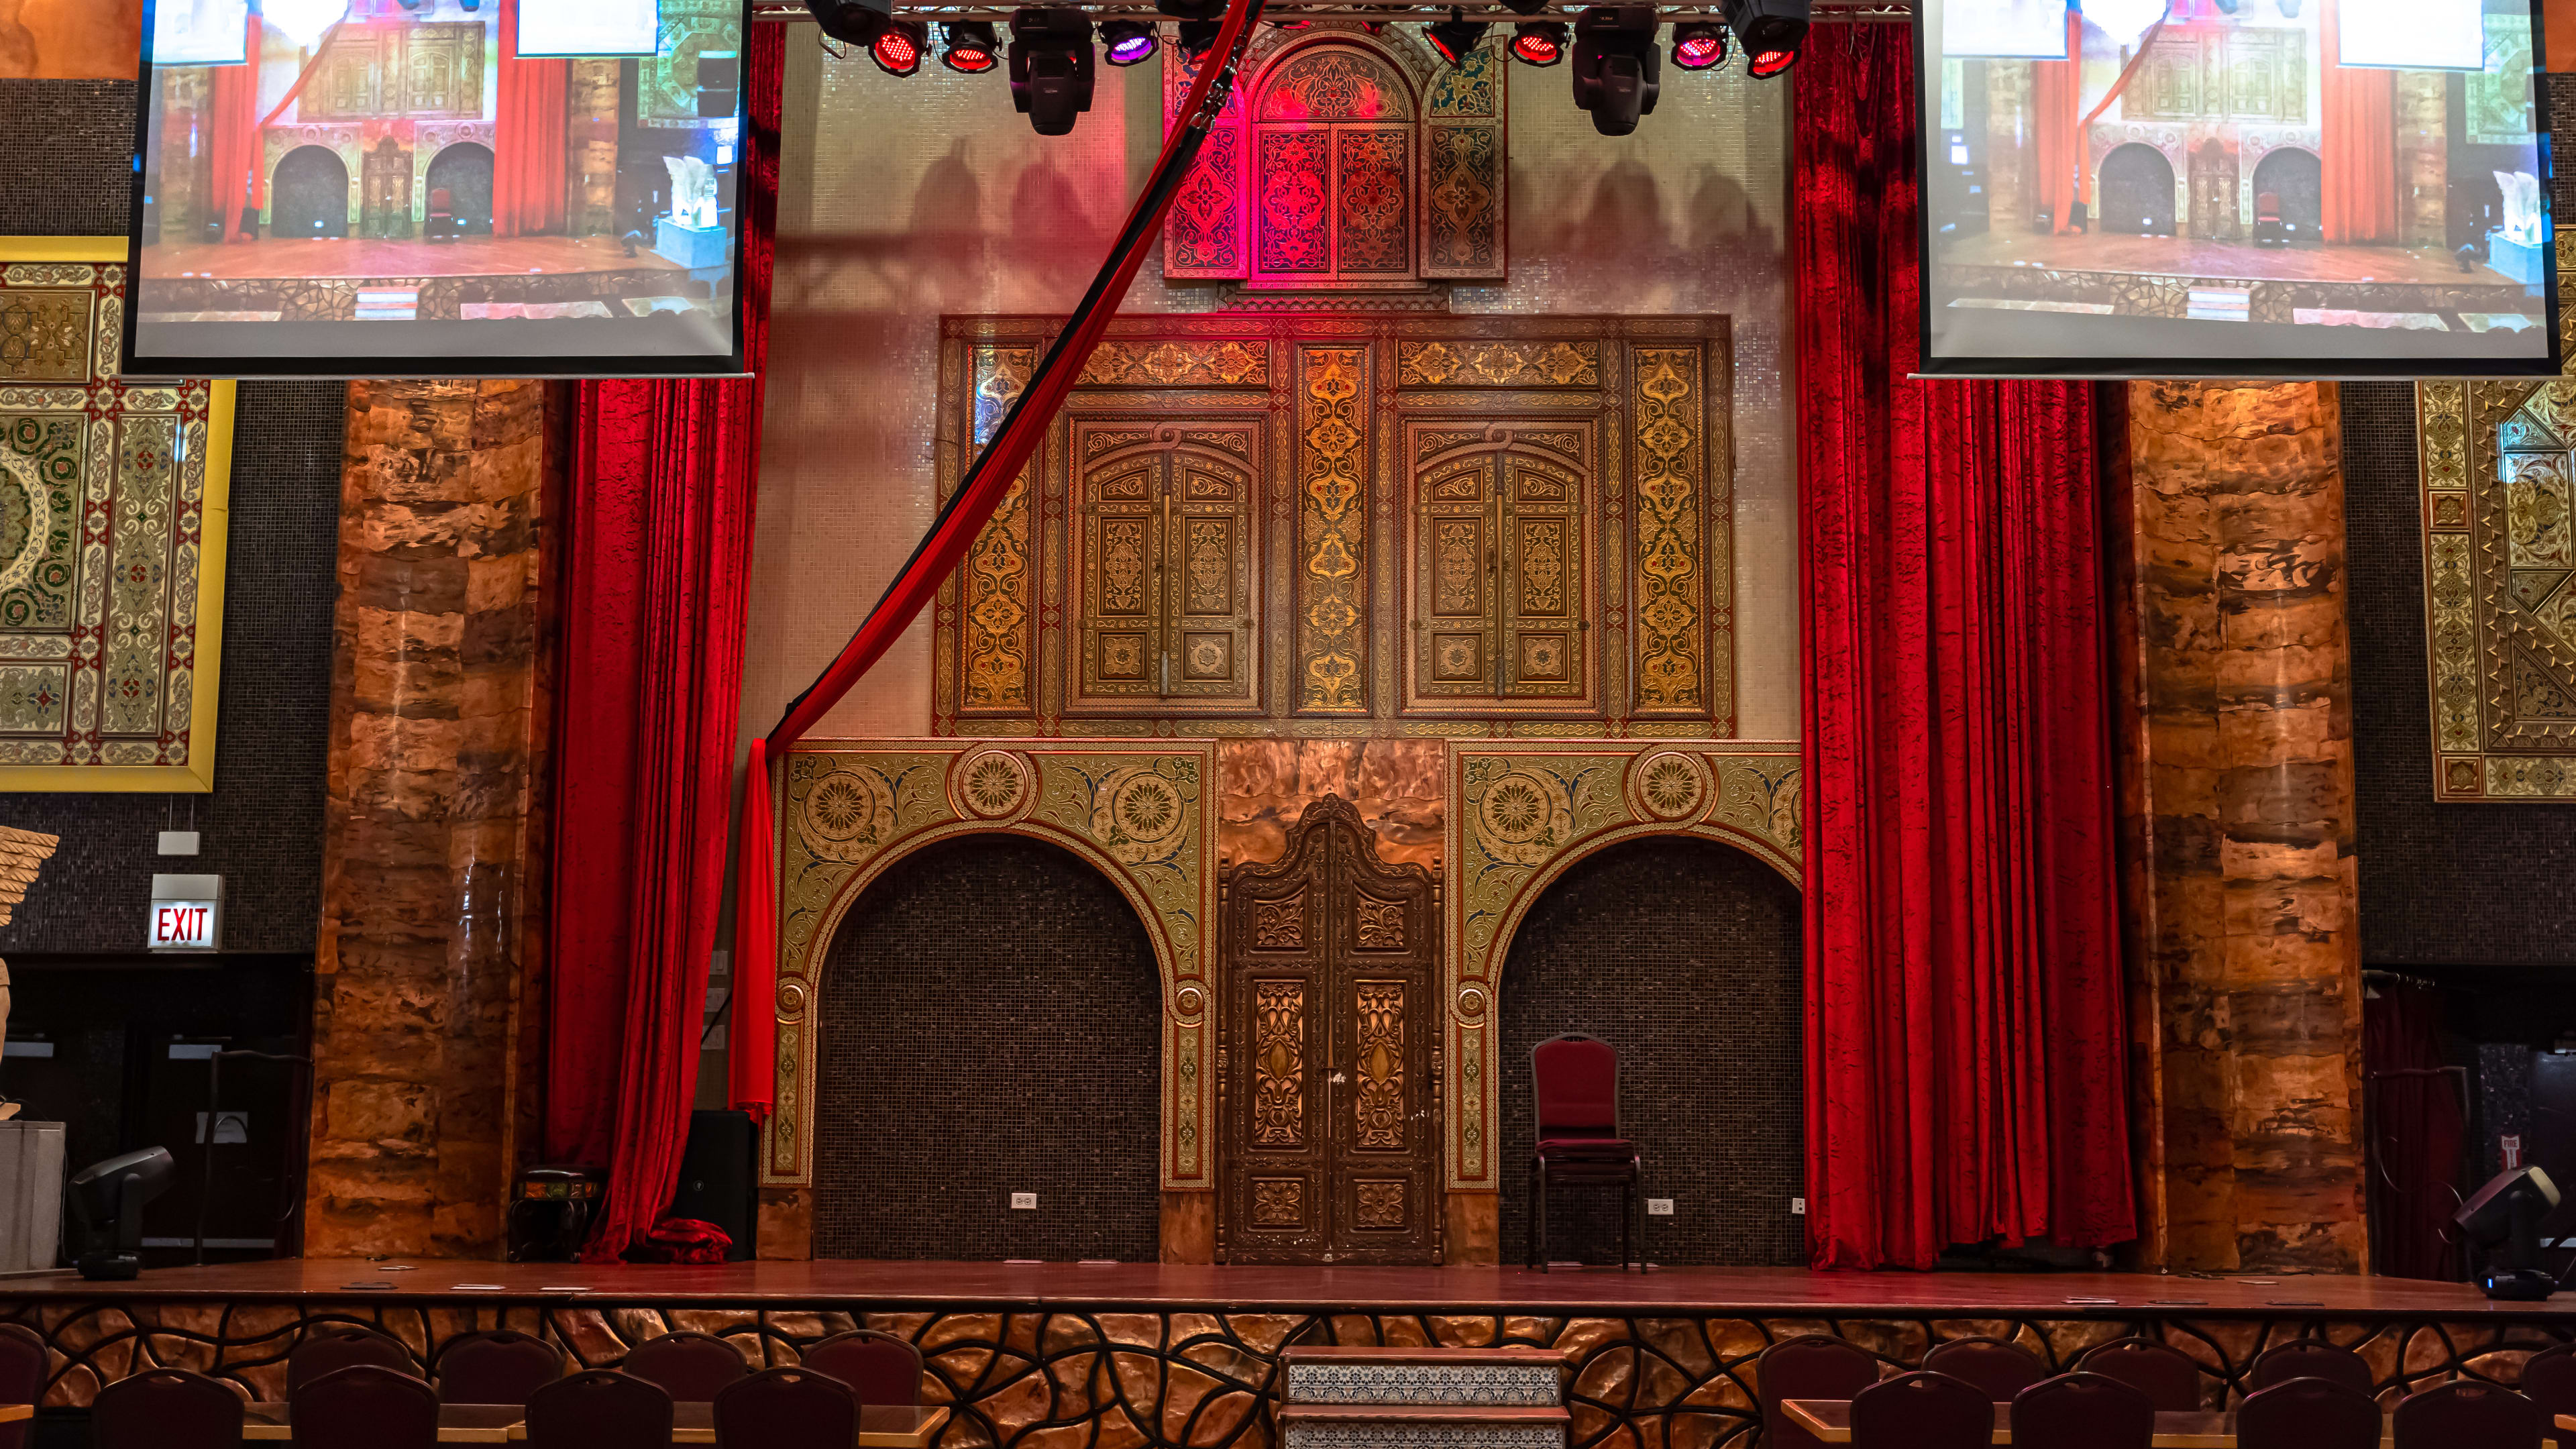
(812, 834), (1164, 1262)
(0, 78), (341, 957)
(1496, 837), (1804, 1269)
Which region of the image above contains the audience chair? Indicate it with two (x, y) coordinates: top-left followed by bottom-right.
(2250, 1338), (2374, 1397)
(1758, 1336), (1881, 1449)
(435, 1328), (565, 1405)
(2394, 1380), (2542, 1449)
(1526, 1032), (1643, 1271)
(622, 1330), (752, 1403)
(2526, 1344), (2576, 1448)
(524, 1370), (674, 1449)
(2237, 1375), (2383, 1449)
(286, 1323), (419, 1397)
(93, 1366), (243, 1449)
(2076, 1338), (2202, 1412)
(2008, 1372), (2153, 1449)
(0, 1322), (43, 1449)
(804, 1329), (923, 1405)
(293, 1364), (440, 1449)
(1848, 1370), (1992, 1449)
(713, 1365), (860, 1449)
(1923, 1336), (2048, 1401)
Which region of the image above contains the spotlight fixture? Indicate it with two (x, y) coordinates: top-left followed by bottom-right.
(1101, 18), (1161, 64)
(942, 19), (1002, 72)
(1721, 0), (1807, 76)
(806, 0), (896, 47)
(871, 18), (928, 75)
(1010, 9), (1098, 136)
(1176, 17), (1223, 55)
(1572, 5), (1662, 134)
(1670, 19), (1728, 69)
(1425, 7), (1491, 64)
(1500, 0), (1550, 15)
(1512, 19), (1568, 64)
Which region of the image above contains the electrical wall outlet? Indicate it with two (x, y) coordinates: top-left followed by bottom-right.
(1646, 1197), (1674, 1216)
(1010, 1192), (1038, 1210)
(1790, 1197), (1807, 1216)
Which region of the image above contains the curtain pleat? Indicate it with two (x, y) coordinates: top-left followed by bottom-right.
(494, 0), (570, 238)
(2321, 0), (2398, 244)
(203, 16), (263, 242)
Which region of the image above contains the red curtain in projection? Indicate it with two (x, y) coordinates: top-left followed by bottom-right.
(1794, 24), (2137, 1270)
(494, 0), (570, 237)
(544, 21), (781, 1263)
(2028, 10), (2082, 233)
(203, 15), (264, 242)
(2321, 0), (2398, 244)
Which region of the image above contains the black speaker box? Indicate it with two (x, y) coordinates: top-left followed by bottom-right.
(667, 1109), (757, 1261)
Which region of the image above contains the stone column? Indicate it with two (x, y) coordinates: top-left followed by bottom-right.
(2104, 382), (2366, 1275)
(305, 380), (556, 1259)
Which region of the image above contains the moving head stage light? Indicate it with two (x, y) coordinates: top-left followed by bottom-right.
(1572, 5), (1660, 136)
(1011, 9), (1099, 135)
(2458, 1165), (2563, 1300)
(70, 1147), (174, 1281)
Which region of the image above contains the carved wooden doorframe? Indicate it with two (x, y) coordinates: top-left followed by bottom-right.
(1218, 794), (1442, 1264)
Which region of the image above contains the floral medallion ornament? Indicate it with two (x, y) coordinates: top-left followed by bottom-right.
(1172, 982), (1207, 1022)
(795, 767), (898, 863)
(948, 746), (1034, 822)
(1626, 749), (1711, 824)
(1471, 766), (1573, 865)
(1092, 763), (1193, 864)
(1454, 982), (1489, 1022)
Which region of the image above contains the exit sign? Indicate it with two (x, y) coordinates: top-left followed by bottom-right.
(148, 873), (221, 952)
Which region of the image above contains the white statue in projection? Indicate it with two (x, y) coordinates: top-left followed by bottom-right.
(663, 156), (720, 231)
(2495, 170), (2545, 248)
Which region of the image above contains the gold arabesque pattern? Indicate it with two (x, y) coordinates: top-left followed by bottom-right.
(1300, 347), (1371, 712)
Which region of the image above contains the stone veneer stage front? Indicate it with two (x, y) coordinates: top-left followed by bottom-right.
(1, 1261), (2570, 1444)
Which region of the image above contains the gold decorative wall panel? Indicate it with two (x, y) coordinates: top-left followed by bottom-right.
(766, 741), (1218, 1188)
(1440, 740), (1799, 1191)
(0, 238), (230, 790)
(1299, 345), (1371, 714)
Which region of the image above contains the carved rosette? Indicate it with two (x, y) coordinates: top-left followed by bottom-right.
(1624, 749), (1712, 824)
(947, 747), (1035, 824)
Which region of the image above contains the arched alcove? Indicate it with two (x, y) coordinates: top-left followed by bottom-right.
(1496, 835), (1803, 1267)
(426, 142), (496, 236)
(270, 146), (350, 239)
(2252, 147), (2321, 245)
(2098, 143), (2176, 237)
(812, 833), (1163, 1260)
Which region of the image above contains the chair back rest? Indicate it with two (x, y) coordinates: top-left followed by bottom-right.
(430, 189), (453, 211)
(93, 1367), (244, 1449)
(1923, 1337), (2047, 1402)
(2250, 1339), (2373, 1397)
(2394, 1381), (2542, 1449)
(525, 1370), (674, 1449)
(1531, 1034), (1619, 1139)
(1758, 1335), (1880, 1449)
(0, 1322), (43, 1449)
(294, 1364), (440, 1449)
(623, 1330), (752, 1403)
(288, 1324), (419, 1396)
(2237, 1376), (2383, 1449)
(2076, 1339), (2202, 1412)
(1849, 1370), (1992, 1449)
(2008, 1373), (2153, 1449)
(714, 1366), (860, 1449)
(437, 1329), (566, 1405)
(804, 1330), (923, 1405)
(2526, 1344), (2576, 1447)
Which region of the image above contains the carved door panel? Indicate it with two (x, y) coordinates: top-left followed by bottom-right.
(1401, 425), (1596, 716)
(1067, 422), (1262, 716)
(1222, 796), (1439, 1264)
(2188, 138), (2239, 241)
(362, 138), (414, 239)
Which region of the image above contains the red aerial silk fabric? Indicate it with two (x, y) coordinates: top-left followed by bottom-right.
(2363, 984), (2466, 1281)
(726, 0), (1269, 1120)
(2321, 0), (2398, 244)
(494, 0), (570, 238)
(2029, 10), (2084, 231)
(203, 15), (263, 242)
(1795, 23), (2137, 1271)
(546, 19), (782, 1263)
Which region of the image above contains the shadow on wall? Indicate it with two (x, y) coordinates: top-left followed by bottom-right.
(0, 0), (140, 79)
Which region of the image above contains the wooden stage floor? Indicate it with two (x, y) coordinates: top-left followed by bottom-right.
(144, 235), (684, 282)
(1932, 231), (2517, 287)
(4, 1258), (2561, 1319)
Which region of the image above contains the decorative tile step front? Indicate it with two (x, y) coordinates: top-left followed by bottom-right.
(1283, 1347), (1565, 1407)
(1277, 1403), (1573, 1449)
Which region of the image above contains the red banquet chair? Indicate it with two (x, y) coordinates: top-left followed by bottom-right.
(426, 187), (456, 241)
(2250, 1338), (2374, 1397)
(1758, 1335), (1880, 1449)
(294, 1363), (441, 1449)
(803, 1329), (923, 1405)
(435, 1328), (564, 1405)
(0, 1323), (43, 1449)
(93, 1367), (244, 1449)
(623, 1330), (752, 1403)
(2076, 1338), (2202, 1412)
(2393, 1380), (2543, 1448)
(287, 1323), (419, 1397)
(1923, 1336), (2047, 1401)
(1525, 1032), (1643, 1271)
(2236, 1375), (2383, 1449)
(713, 1365), (859, 1449)
(524, 1370), (674, 1449)
(1849, 1370), (1992, 1449)
(2009, 1372), (2153, 1449)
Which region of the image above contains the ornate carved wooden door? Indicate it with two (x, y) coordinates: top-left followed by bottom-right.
(1220, 795), (1440, 1263)
(1067, 421), (1263, 716)
(1401, 425), (1597, 716)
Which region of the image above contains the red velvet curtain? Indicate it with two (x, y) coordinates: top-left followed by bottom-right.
(494, 0), (570, 237)
(545, 19), (782, 1263)
(203, 15), (264, 242)
(2029, 10), (2083, 231)
(2364, 984), (2467, 1281)
(1796, 23), (2137, 1271)
(2321, 0), (2398, 244)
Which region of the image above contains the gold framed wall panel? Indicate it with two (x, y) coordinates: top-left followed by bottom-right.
(1439, 739), (1800, 1193)
(0, 237), (231, 792)
(763, 740), (1220, 1191)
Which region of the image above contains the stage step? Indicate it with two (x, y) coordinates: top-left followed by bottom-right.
(1277, 1403), (1573, 1449)
(1279, 1347), (1568, 1449)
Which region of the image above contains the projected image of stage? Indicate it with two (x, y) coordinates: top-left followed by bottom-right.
(136, 235), (712, 324)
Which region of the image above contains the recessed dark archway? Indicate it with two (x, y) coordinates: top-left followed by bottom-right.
(2251, 146), (2321, 245)
(425, 143), (495, 236)
(1498, 835), (1803, 1267)
(813, 833), (1161, 1261)
(270, 146), (350, 239)
(2098, 143), (2176, 237)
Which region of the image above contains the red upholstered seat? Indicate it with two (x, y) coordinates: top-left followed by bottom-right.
(1536, 1137), (1637, 1155)
(93, 1368), (243, 1449)
(1526, 1032), (1644, 1269)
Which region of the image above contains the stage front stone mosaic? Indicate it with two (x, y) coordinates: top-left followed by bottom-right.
(0, 240), (229, 790)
